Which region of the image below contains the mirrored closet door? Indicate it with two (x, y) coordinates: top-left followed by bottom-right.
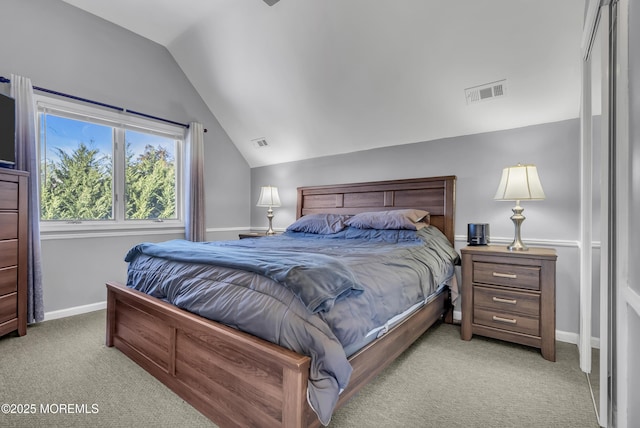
(581, 1), (612, 426)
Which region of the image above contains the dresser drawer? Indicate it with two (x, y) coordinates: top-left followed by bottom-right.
(473, 261), (540, 290)
(0, 240), (17, 269)
(0, 292), (17, 324)
(0, 212), (17, 240)
(474, 285), (540, 317)
(0, 180), (18, 210)
(0, 266), (17, 296)
(474, 307), (540, 336)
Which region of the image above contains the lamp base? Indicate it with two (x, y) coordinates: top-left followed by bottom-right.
(265, 208), (275, 235)
(507, 241), (528, 251)
(507, 202), (529, 251)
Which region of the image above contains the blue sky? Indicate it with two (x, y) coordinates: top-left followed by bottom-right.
(40, 114), (175, 163)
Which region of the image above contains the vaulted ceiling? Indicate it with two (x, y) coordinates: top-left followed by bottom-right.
(61, 0), (586, 167)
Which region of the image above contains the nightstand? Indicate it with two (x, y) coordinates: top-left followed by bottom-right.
(238, 232), (280, 239)
(460, 245), (557, 361)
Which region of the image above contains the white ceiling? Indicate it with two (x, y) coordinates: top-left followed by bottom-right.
(61, 0), (586, 168)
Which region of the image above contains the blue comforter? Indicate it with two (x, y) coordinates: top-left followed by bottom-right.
(126, 240), (364, 313)
(125, 226), (459, 425)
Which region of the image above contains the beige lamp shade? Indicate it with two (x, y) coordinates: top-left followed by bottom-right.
(494, 164), (545, 201)
(256, 186), (281, 207)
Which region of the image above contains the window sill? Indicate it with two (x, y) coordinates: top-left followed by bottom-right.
(40, 221), (185, 240)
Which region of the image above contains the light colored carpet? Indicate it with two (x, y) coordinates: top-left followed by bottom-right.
(0, 311), (598, 427)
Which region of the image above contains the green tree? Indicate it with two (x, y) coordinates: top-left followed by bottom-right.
(125, 144), (176, 220)
(40, 142), (112, 220)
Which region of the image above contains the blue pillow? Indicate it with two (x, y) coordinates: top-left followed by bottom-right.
(286, 213), (350, 234)
(345, 209), (429, 230)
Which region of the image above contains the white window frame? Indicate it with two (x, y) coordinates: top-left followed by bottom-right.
(36, 95), (185, 234)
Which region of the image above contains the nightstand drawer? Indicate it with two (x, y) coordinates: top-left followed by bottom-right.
(474, 307), (540, 336)
(473, 262), (540, 290)
(0, 292), (17, 324)
(474, 286), (540, 317)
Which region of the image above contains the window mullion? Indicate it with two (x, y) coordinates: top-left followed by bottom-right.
(114, 127), (126, 222)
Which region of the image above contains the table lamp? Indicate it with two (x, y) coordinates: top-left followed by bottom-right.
(494, 164), (545, 251)
(256, 185), (281, 235)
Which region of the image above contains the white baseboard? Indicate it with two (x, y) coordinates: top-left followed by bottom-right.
(556, 330), (579, 344)
(43, 303), (602, 349)
(43, 301), (106, 321)
(548, 330), (600, 347)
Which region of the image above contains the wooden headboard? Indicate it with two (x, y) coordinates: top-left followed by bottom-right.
(296, 176), (456, 245)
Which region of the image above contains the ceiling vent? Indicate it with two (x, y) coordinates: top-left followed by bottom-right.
(464, 79), (507, 105)
(252, 138), (269, 148)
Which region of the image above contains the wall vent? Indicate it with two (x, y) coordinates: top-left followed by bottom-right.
(252, 138), (269, 148)
(465, 79), (507, 105)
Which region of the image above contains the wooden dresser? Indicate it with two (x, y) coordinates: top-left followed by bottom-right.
(460, 245), (557, 361)
(0, 169), (28, 337)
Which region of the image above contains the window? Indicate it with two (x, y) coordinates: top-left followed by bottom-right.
(37, 96), (184, 230)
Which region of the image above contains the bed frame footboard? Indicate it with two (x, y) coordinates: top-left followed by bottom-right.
(106, 281), (311, 428)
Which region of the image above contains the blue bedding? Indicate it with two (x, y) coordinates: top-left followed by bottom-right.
(125, 240), (364, 313)
(125, 225), (459, 425)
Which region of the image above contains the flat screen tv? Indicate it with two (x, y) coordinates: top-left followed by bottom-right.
(0, 93), (15, 168)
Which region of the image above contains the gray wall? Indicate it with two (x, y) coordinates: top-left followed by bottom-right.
(252, 119), (582, 335)
(0, 0), (251, 314)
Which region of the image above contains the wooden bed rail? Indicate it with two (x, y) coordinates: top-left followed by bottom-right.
(316, 290), (449, 425)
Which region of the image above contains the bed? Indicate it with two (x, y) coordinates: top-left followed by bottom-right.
(106, 175), (457, 427)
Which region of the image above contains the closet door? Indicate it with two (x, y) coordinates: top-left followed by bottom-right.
(616, 0), (640, 426)
(580, 1), (609, 425)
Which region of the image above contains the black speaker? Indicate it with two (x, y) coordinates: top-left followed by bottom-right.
(467, 223), (489, 246)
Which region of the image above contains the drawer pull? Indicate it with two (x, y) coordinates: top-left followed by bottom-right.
(493, 296), (517, 305)
(493, 272), (517, 279)
(492, 315), (517, 324)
